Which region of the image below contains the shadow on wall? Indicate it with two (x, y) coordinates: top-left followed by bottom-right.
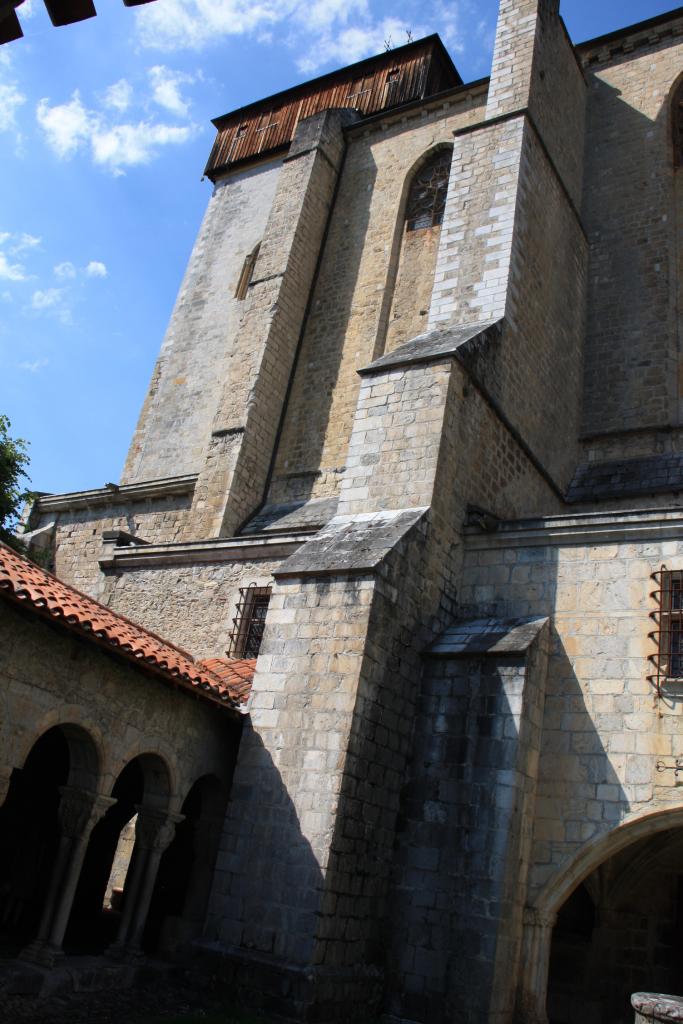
(266, 153), (378, 508)
(202, 722), (328, 1021)
(383, 534), (634, 1024)
(581, 62), (680, 438)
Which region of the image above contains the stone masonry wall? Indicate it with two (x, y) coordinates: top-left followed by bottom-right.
(265, 92), (487, 509)
(580, 23), (683, 441)
(191, 109), (354, 539)
(122, 159), (282, 485)
(40, 495), (193, 600)
(104, 556), (283, 661)
(383, 629), (548, 1024)
(459, 519), (683, 913)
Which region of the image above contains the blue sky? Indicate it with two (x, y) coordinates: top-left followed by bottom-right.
(0, 0), (677, 496)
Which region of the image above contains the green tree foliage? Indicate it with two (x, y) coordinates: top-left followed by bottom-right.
(0, 415), (31, 552)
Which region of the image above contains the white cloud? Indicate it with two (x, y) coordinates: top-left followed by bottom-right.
(0, 82), (26, 135)
(0, 252), (26, 282)
(103, 78), (134, 114)
(12, 233), (41, 254)
(36, 89), (198, 175)
(31, 288), (63, 310)
(90, 121), (195, 175)
(36, 91), (92, 158)
(1, 290), (13, 303)
(148, 65), (194, 117)
(54, 261), (77, 279)
(135, 0), (289, 51)
(30, 288), (72, 325)
(18, 358), (49, 373)
(85, 260), (107, 278)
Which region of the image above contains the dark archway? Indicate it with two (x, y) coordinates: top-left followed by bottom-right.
(65, 753), (171, 954)
(144, 774), (227, 955)
(0, 724), (99, 953)
(546, 828), (683, 1024)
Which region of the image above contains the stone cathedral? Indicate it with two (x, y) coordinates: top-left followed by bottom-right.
(2, 1), (683, 1022)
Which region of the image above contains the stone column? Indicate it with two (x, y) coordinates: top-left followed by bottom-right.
(108, 807), (182, 959)
(516, 906), (557, 1024)
(0, 765), (14, 807)
(20, 786), (115, 967)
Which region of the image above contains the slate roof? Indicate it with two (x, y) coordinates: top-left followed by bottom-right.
(0, 541), (254, 712)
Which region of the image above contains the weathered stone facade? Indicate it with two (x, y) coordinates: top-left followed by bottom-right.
(8, 1), (683, 1022)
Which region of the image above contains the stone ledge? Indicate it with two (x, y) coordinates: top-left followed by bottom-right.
(99, 531), (311, 570)
(358, 320), (501, 376)
(464, 507), (683, 550)
(36, 475), (198, 512)
(426, 616), (549, 657)
(276, 508), (428, 578)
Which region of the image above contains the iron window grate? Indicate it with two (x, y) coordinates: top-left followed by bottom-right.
(227, 583), (271, 658)
(649, 566), (683, 694)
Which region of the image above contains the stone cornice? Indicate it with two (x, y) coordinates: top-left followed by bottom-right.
(36, 475), (198, 513)
(465, 507), (683, 550)
(99, 530), (313, 570)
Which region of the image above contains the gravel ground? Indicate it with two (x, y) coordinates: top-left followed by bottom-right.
(0, 971), (254, 1024)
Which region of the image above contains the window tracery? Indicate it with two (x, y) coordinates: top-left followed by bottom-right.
(405, 149), (452, 231)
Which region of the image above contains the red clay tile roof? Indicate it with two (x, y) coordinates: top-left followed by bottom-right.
(0, 541), (254, 712)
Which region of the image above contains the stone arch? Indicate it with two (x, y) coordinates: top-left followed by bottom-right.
(0, 722), (101, 951)
(518, 804), (683, 1023)
(375, 142), (454, 359)
(534, 805), (683, 918)
(669, 70), (683, 167)
(65, 750), (174, 954)
(144, 772), (229, 954)
(110, 741), (178, 809)
(12, 707), (105, 791)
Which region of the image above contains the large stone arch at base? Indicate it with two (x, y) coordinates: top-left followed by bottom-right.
(517, 806), (683, 1024)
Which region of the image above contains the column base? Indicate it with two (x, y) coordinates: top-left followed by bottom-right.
(106, 943), (144, 963)
(18, 941), (64, 969)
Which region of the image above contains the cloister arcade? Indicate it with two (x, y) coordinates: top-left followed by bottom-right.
(0, 568), (244, 976)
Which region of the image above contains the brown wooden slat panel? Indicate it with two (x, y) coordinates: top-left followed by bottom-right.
(205, 37), (461, 180)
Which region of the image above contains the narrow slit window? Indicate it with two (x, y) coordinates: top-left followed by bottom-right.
(235, 242), (260, 300)
(405, 149), (452, 232)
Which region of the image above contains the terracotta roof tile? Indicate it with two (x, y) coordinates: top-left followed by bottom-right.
(199, 658), (256, 705)
(0, 541), (254, 712)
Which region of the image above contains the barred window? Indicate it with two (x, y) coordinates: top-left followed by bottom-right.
(228, 584), (271, 658)
(405, 149), (452, 232)
(660, 570), (683, 678)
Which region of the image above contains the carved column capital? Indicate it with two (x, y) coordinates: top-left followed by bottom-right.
(57, 786), (116, 839)
(134, 807), (184, 852)
(523, 905), (557, 931)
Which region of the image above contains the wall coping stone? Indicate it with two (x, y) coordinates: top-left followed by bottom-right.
(426, 616), (549, 657)
(36, 475), (198, 512)
(358, 320), (501, 376)
(465, 507), (683, 550)
(276, 507), (428, 578)
(99, 531), (311, 570)
(632, 993), (683, 1021)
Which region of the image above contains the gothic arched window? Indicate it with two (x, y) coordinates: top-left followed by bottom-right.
(673, 78), (683, 167)
(405, 149), (452, 231)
